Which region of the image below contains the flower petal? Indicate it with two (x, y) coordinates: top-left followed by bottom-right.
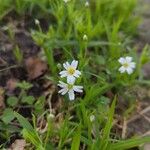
(59, 71), (68, 78)
(119, 66), (126, 73)
(71, 60), (78, 69)
(58, 84), (65, 88)
(130, 62), (136, 68)
(126, 67), (133, 74)
(74, 70), (81, 77)
(118, 57), (126, 64)
(63, 62), (70, 70)
(58, 88), (68, 95)
(73, 86), (83, 93)
(59, 70), (67, 75)
(68, 89), (75, 100)
(67, 76), (75, 84)
(126, 56), (132, 63)
(58, 81), (67, 87)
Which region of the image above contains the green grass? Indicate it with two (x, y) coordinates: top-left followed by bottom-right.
(0, 0), (150, 149)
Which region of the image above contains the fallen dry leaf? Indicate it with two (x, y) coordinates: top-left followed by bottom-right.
(8, 139), (26, 150)
(25, 57), (47, 80)
(6, 78), (18, 93)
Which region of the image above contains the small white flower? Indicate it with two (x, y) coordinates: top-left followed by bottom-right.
(90, 115), (95, 122)
(59, 60), (81, 82)
(58, 80), (83, 101)
(83, 34), (88, 41)
(63, 0), (71, 3)
(118, 56), (136, 74)
(85, 1), (89, 7)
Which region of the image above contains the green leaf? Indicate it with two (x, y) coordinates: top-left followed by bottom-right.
(95, 55), (106, 65)
(1, 108), (15, 124)
(22, 96), (35, 105)
(0, 122), (20, 132)
(111, 136), (150, 150)
(140, 45), (150, 65)
(34, 96), (45, 112)
(71, 125), (81, 150)
(14, 112), (34, 131)
(99, 96), (110, 105)
(14, 113), (44, 149)
(13, 45), (23, 63)
(7, 96), (18, 107)
(101, 96), (117, 150)
(16, 81), (33, 90)
(22, 129), (44, 150)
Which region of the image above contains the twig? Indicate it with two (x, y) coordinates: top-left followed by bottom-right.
(142, 131), (150, 137)
(122, 117), (127, 139)
(139, 113), (150, 123)
(127, 106), (150, 123)
(47, 93), (53, 113)
(0, 65), (18, 72)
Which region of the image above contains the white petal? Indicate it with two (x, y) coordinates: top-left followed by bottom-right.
(58, 84), (66, 88)
(126, 56), (132, 63)
(67, 76), (75, 84)
(59, 71), (68, 78)
(74, 70), (81, 77)
(126, 67), (133, 74)
(59, 70), (67, 75)
(118, 57), (126, 64)
(63, 62), (70, 70)
(119, 66), (126, 73)
(58, 81), (67, 86)
(58, 88), (68, 95)
(71, 60), (78, 69)
(68, 89), (75, 100)
(73, 86), (83, 93)
(130, 62), (136, 68)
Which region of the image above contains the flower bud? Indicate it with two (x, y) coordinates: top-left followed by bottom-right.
(83, 34), (88, 41)
(85, 1), (89, 7)
(35, 19), (40, 25)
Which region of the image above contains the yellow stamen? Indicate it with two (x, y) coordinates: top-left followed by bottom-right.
(123, 63), (129, 68)
(67, 84), (73, 90)
(67, 67), (75, 75)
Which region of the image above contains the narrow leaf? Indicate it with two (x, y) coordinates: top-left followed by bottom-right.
(14, 112), (34, 131)
(71, 125), (81, 150)
(111, 136), (150, 150)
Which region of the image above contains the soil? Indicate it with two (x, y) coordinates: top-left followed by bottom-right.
(126, 0), (150, 138)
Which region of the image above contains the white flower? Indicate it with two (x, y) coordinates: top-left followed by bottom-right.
(90, 115), (95, 122)
(58, 80), (83, 101)
(118, 56), (136, 74)
(59, 60), (81, 82)
(85, 1), (89, 7)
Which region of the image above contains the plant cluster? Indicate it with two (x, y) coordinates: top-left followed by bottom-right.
(0, 0), (150, 150)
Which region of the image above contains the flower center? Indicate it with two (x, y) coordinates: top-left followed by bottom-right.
(67, 84), (73, 90)
(67, 67), (75, 75)
(123, 63), (129, 68)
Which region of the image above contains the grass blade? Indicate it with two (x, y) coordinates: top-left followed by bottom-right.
(71, 125), (81, 150)
(14, 112), (34, 131)
(101, 96), (117, 150)
(111, 136), (150, 150)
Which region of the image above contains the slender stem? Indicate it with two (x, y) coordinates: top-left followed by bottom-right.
(0, 65), (18, 72)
